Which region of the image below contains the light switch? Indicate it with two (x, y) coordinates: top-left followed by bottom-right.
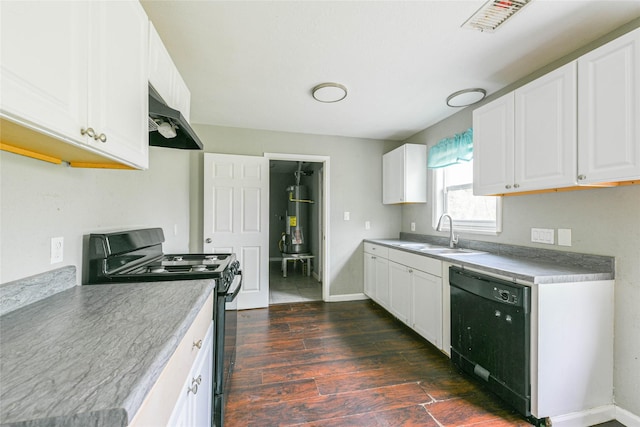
(365, 221), (371, 230)
(531, 228), (554, 244)
(343, 212), (350, 221)
(411, 222), (416, 231)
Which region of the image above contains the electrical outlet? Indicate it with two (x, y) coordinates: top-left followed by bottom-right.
(343, 212), (350, 221)
(558, 228), (572, 246)
(51, 237), (64, 264)
(411, 222), (416, 231)
(531, 228), (554, 244)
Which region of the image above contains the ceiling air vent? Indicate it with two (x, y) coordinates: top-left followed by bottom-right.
(462, 0), (532, 32)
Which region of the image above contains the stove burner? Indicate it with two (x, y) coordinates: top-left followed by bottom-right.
(204, 255), (217, 261)
(149, 266), (168, 273)
(172, 256), (184, 262)
(191, 265), (208, 272)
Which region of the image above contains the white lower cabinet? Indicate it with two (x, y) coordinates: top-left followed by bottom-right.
(169, 322), (213, 427)
(389, 261), (412, 325)
(364, 243), (444, 351)
(364, 243), (390, 311)
(129, 297), (214, 427)
(411, 268), (442, 349)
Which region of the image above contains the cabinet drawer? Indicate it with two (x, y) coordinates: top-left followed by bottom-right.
(388, 248), (442, 277)
(129, 294), (214, 426)
(364, 242), (389, 258)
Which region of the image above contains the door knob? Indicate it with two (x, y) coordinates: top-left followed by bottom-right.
(205, 238), (212, 244)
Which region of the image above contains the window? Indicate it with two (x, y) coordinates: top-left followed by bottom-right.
(431, 159), (502, 234)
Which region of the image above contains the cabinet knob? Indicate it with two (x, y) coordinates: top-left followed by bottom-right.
(192, 339), (203, 350)
(372, 256), (377, 260)
(188, 375), (202, 395)
(408, 269), (413, 273)
(95, 133), (107, 143)
(205, 238), (212, 244)
(505, 184), (512, 190)
(513, 183), (520, 189)
(578, 174), (586, 181)
(81, 127), (96, 139)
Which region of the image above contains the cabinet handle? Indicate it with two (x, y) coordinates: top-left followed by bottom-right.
(193, 339), (203, 350)
(81, 127), (96, 138)
(513, 183), (520, 189)
(505, 184), (512, 189)
(188, 375), (202, 395)
(372, 256), (377, 260)
(95, 133), (107, 143)
(408, 269), (413, 273)
(578, 174), (586, 181)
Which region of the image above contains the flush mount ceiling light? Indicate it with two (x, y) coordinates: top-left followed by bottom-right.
(446, 88), (487, 107)
(312, 83), (347, 103)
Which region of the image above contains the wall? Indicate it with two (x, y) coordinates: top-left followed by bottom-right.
(0, 147), (192, 284)
(403, 19), (640, 417)
(189, 124), (402, 297)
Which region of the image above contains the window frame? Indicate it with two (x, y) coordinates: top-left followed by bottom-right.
(430, 162), (502, 235)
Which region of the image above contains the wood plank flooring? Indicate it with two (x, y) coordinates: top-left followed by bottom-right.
(224, 300), (535, 427)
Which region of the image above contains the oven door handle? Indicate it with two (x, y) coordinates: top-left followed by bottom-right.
(225, 270), (242, 302)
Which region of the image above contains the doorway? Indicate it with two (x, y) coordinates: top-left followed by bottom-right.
(265, 153), (329, 305)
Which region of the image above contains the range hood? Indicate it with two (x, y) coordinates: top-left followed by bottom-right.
(148, 86), (203, 150)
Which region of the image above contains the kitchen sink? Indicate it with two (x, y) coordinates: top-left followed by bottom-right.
(419, 247), (484, 255)
(394, 242), (442, 250)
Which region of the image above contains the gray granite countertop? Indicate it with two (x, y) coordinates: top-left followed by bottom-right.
(0, 280), (215, 427)
(366, 236), (614, 284)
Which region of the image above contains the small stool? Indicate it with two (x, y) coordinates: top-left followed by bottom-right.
(281, 254), (314, 278)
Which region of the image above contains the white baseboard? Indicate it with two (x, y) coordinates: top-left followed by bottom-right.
(549, 405), (615, 427)
(616, 405), (640, 427)
(326, 293), (369, 302)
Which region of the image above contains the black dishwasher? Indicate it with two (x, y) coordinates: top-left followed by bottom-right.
(450, 266), (531, 417)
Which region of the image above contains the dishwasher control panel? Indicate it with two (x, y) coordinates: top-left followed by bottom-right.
(494, 286), (519, 305)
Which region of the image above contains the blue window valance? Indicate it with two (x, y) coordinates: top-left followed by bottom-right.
(427, 128), (473, 169)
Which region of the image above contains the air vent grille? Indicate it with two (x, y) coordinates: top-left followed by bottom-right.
(462, 0), (531, 32)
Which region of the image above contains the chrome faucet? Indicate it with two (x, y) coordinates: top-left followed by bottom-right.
(436, 213), (458, 248)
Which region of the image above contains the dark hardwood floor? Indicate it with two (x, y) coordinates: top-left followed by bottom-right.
(224, 300), (535, 426)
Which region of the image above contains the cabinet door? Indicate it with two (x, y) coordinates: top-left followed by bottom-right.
(389, 261), (411, 325)
(412, 269), (442, 348)
(0, 1), (88, 144)
(168, 322), (213, 427)
(88, 0), (149, 169)
(383, 146), (405, 204)
(515, 62), (577, 191)
(374, 256), (390, 310)
(364, 253), (376, 299)
(578, 28), (640, 183)
(473, 93), (515, 195)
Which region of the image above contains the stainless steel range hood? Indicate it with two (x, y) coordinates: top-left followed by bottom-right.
(148, 86), (203, 150)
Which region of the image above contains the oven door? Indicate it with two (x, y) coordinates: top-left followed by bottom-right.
(213, 270), (242, 427)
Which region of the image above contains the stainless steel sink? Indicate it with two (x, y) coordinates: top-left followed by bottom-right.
(419, 247), (484, 255)
(395, 242), (442, 250)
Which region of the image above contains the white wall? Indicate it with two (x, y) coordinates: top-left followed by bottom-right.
(0, 147), (192, 284)
(403, 19), (640, 417)
(189, 124), (402, 296)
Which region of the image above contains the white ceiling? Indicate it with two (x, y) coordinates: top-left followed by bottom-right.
(141, 1), (640, 142)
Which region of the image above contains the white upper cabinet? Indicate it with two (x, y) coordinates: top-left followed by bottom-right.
(577, 27), (640, 184)
(1, 2), (89, 144)
(514, 62), (577, 191)
(474, 63), (576, 195)
(383, 143), (427, 204)
(473, 93), (515, 195)
(0, 0), (149, 169)
(148, 22), (192, 121)
(88, 1), (149, 169)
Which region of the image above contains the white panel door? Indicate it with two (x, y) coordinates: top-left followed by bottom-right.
(203, 153), (269, 309)
(388, 261), (411, 325)
(412, 269), (442, 349)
